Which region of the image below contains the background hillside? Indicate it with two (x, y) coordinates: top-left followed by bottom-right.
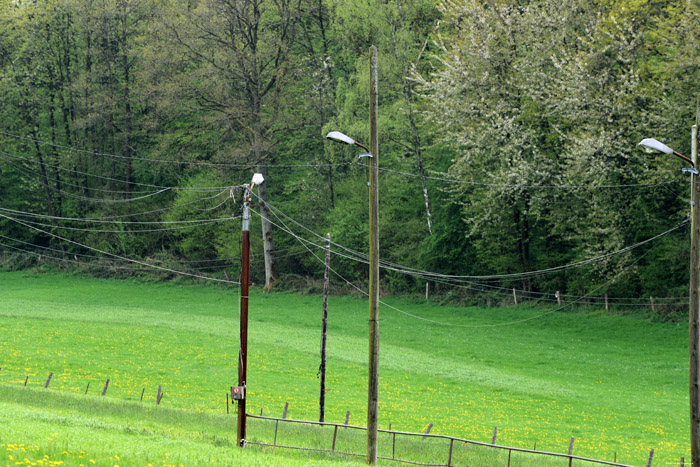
(1, 0), (699, 305)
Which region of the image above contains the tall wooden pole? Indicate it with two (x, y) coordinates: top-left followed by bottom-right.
(691, 123), (699, 467)
(237, 187), (251, 447)
(320, 233), (331, 422)
(367, 44), (380, 466)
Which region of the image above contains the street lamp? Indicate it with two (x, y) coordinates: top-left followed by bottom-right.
(640, 131), (699, 466)
(326, 131), (371, 153)
(326, 128), (380, 464)
(237, 173), (264, 448)
(639, 138), (695, 166)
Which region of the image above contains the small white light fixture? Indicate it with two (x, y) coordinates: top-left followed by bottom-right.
(639, 137), (694, 166)
(252, 173), (264, 185)
(325, 130), (370, 152)
(639, 138), (673, 155)
(326, 131), (356, 146)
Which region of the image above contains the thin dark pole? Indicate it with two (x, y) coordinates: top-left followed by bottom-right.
(320, 233), (330, 422)
(237, 186), (251, 447)
(367, 44), (380, 466)
(691, 123), (699, 467)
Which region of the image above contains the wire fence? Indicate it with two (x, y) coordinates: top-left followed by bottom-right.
(245, 414), (639, 467)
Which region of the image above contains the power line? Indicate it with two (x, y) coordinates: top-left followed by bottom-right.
(260, 205), (672, 327)
(0, 206), (234, 226)
(1, 131), (353, 169)
(1, 156), (173, 204)
(251, 191), (689, 282)
(0, 150), (229, 192)
(0, 152), (162, 194)
(0, 212), (240, 285)
(0, 189), (231, 222)
(5, 216), (235, 233)
(356, 162), (685, 189)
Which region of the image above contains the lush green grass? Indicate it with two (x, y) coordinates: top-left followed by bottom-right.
(0, 271), (688, 465)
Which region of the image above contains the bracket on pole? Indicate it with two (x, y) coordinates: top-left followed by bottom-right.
(683, 167), (698, 175)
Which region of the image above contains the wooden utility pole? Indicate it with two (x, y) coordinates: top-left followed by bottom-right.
(237, 184), (252, 447)
(320, 233), (331, 422)
(691, 122), (699, 467)
(367, 44), (380, 466)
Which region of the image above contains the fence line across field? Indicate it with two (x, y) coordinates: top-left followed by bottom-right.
(0, 368), (663, 465)
(245, 413), (637, 467)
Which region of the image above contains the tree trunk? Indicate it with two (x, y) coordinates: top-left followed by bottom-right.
(256, 163), (277, 292)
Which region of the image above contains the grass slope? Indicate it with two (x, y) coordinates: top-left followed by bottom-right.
(0, 271), (687, 465)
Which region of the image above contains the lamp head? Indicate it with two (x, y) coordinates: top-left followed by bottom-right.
(638, 138), (673, 155)
(325, 131), (356, 146)
(252, 173), (264, 185)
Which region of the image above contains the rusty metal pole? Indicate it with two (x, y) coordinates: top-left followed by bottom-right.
(237, 185), (251, 447)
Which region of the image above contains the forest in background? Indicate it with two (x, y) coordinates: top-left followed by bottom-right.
(0, 0), (699, 307)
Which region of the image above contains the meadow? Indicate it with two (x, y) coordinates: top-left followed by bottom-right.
(0, 271), (688, 466)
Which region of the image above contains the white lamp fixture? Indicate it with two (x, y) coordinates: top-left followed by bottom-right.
(639, 138), (694, 166)
(252, 173), (265, 185)
(326, 131), (370, 153)
(639, 138), (673, 155)
(326, 131), (356, 146)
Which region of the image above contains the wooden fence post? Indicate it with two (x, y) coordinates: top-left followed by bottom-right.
(426, 283), (429, 299)
(156, 385), (163, 405)
(24, 376), (28, 386)
(282, 402), (289, 419)
(568, 437), (575, 467)
(84, 382), (90, 395)
(332, 425), (338, 452)
(647, 448), (654, 467)
(102, 379), (110, 396)
(605, 293), (609, 312)
(345, 410), (350, 426)
(650, 297), (656, 313)
(140, 388), (145, 402)
(44, 372), (53, 388)
(422, 423), (433, 440)
(226, 392), (229, 414)
(513, 289), (518, 305)
(491, 426), (498, 444)
(448, 439), (454, 467)
(681, 456), (685, 467)
(556, 291), (561, 306)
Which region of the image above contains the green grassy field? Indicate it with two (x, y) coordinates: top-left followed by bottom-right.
(0, 271), (688, 466)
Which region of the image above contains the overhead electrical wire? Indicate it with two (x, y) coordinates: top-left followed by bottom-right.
(0, 152), (162, 195)
(0, 206), (233, 226)
(251, 191), (689, 282)
(250, 195), (689, 306)
(1, 156), (173, 204)
(3, 131), (684, 189)
(257, 206), (674, 327)
(0, 150), (229, 192)
(1, 131), (353, 169)
(6, 216), (234, 234)
(357, 162), (685, 189)
(0, 189), (231, 222)
(0, 212), (240, 285)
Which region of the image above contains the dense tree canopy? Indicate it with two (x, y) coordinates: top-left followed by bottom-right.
(0, 0), (698, 309)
